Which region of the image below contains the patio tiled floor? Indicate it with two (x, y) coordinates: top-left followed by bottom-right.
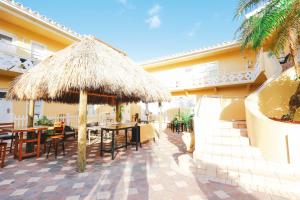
(0, 129), (292, 200)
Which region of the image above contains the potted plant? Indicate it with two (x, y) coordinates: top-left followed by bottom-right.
(180, 110), (195, 153)
(171, 114), (180, 133)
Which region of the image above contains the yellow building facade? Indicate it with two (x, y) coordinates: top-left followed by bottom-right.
(0, 0), (81, 123)
(141, 41), (266, 122)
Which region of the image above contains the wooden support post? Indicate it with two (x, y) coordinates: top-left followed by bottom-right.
(115, 101), (120, 122)
(77, 90), (87, 172)
(26, 100), (35, 153)
(158, 102), (162, 138)
(27, 100), (35, 127)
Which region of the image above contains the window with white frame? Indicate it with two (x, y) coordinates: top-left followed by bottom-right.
(0, 30), (16, 54)
(31, 41), (47, 59)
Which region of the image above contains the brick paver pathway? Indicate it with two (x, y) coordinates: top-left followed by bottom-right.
(0, 129), (292, 200)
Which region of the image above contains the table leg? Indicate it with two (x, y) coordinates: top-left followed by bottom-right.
(14, 133), (18, 159)
(88, 130), (91, 145)
(19, 132), (23, 161)
(136, 127), (139, 151)
(125, 128), (128, 149)
(111, 131), (115, 160)
(37, 130), (41, 158)
(100, 129), (103, 156)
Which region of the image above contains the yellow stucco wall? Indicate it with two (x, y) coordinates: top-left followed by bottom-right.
(144, 48), (256, 73)
(0, 12), (75, 119)
(12, 101), (26, 115)
(259, 69), (300, 120)
(0, 74), (12, 88)
(42, 102), (78, 116)
(0, 19), (68, 56)
(143, 47), (258, 121)
(246, 67), (300, 164)
(172, 85), (262, 121)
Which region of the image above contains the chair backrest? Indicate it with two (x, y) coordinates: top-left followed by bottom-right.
(87, 122), (98, 127)
(53, 121), (64, 136)
(64, 125), (73, 132)
(0, 123), (14, 134)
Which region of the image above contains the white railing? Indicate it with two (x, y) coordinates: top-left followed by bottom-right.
(14, 115), (28, 129)
(169, 53), (263, 90)
(13, 112), (116, 129)
(0, 40), (52, 73)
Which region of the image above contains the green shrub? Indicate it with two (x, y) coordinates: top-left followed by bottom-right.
(35, 116), (54, 126)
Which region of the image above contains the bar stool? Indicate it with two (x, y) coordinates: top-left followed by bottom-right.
(0, 142), (7, 168)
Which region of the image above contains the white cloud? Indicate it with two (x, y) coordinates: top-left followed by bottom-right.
(117, 0), (127, 5)
(188, 31), (196, 37)
(146, 4), (162, 29)
(187, 22), (202, 37)
(148, 4), (161, 16)
(146, 15), (161, 29)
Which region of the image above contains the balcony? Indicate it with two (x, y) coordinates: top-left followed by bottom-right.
(159, 56), (262, 91)
(171, 69), (258, 90)
(0, 40), (51, 73)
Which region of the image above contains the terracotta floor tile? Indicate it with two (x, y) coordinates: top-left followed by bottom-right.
(0, 129), (297, 200)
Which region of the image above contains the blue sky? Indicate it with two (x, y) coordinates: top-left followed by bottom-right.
(17, 0), (242, 62)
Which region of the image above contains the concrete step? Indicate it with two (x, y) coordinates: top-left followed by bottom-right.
(207, 128), (247, 137)
(193, 120), (300, 197)
(195, 156), (300, 195)
(204, 135), (250, 146)
(195, 153), (300, 179)
(216, 120), (247, 129)
(198, 144), (262, 158)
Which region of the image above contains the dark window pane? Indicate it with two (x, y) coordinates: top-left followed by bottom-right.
(0, 92), (6, 98)
(0, 34), (13, 42)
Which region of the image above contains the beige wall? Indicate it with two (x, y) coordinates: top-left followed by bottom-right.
(12, 101), (26, 115)
(220, 97), (245, 121)
(130, 103), (141, 120)
(259, 70), (300, 120)
(145, 48), (256, 73)
(42, 102), (78, 117)
(246, 67), (300, 164)
(0, 74), (12, 88)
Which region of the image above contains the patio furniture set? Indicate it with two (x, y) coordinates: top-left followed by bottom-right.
(0, 119), (157, 167)
(0, 121), (76, 167)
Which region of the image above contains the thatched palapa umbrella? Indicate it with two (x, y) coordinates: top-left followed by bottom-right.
(7, 37), (170, 172)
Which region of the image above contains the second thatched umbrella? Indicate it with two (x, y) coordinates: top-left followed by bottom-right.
(7, 37), (170, 172)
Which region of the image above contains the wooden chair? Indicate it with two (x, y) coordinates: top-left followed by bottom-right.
(64, 125), (76, 139)
(0, 142), (7, 168)
(0, 123), (14, 153)
(46, 122), (65, 159)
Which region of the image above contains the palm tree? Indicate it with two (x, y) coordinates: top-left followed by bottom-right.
(236, 0), (300, 120)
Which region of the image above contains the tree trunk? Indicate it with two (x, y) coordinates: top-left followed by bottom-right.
(284, 31), (300, 121)
(288, 28), (299, 76)
(77, 90), (87, 172)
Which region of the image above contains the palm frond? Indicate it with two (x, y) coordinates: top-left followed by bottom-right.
(236, 0), (300, 52)
(235, 0), (269, 18)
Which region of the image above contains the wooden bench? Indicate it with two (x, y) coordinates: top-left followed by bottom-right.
(0, 123), (14, 152)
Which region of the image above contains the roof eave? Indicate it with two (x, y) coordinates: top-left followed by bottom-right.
(141, 41), (241, 69)
(0, 0), (82, 42)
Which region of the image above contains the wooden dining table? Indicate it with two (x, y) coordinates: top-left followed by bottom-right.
(12, 126), (50, 161)
(100, 123), (139, 160)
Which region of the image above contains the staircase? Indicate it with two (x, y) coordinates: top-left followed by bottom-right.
(193, 120), (300, 199)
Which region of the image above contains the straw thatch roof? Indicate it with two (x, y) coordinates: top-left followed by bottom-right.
(6, 37), (170, 105)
